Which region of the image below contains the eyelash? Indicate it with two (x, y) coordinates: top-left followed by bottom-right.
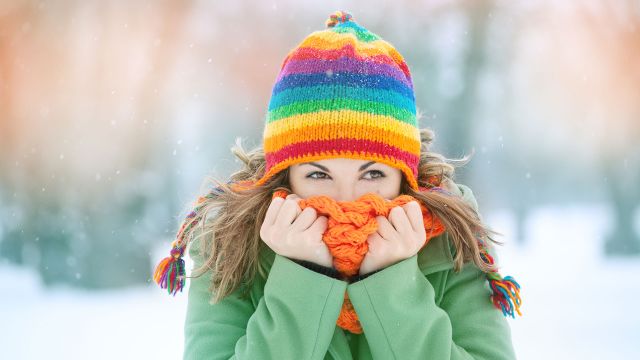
(306, 170), (386, 181)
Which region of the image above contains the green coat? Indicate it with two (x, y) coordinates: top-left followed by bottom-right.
(183, 184), (517, 359)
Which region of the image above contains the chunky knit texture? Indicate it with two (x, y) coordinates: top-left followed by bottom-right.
(254, 10), (421, 190)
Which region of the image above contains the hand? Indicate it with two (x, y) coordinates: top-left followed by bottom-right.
(359, 201), (426, 275)
(259, 193), (333, 268)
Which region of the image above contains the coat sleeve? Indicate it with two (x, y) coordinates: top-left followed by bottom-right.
(346, 254), (516, 359)
(344, 182), (516, 359)
(183, 239), (349, 360)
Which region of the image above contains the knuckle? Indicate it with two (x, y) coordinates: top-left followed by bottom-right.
(286, 194), (300, 202)
(260, 223), (271, 236)
(403, 202), (416, 211)
(286, 199), (301, 209)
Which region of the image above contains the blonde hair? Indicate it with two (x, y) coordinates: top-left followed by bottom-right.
(183, 128), (501, 303)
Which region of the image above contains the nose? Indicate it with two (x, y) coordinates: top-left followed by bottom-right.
(334, 182), (357, 202)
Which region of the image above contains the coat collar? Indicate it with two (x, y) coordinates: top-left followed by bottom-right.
(417, 232), (454, 275)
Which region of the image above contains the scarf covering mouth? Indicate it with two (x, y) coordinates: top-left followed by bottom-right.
(271, 188), (446, 334)
(154, 179), (522, 335)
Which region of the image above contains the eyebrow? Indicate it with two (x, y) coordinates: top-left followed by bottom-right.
(303, 161), (376, 172)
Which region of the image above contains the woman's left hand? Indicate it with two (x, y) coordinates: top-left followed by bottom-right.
(358, 201), (426, 276)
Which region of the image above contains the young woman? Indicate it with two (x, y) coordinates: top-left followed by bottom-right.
(154, 10), (521, 359)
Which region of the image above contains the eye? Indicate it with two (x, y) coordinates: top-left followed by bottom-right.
(362, 170), (385, 180)
(307, 171), (331, 180)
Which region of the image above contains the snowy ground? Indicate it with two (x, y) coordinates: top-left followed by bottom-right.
(2, 204), (639, 359)
(494, 205), (640, 359)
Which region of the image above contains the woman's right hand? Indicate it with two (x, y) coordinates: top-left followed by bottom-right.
(259, 194), (333, 268)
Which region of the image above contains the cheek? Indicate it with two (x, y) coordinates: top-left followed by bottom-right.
(380, 172), (403, 198)
(289, 177), (306, 195)
(289, 176), (328, 198)
(380, 185), (401, 199)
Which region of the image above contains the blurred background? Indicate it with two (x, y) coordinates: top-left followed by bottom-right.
(1, 0), (639, 358)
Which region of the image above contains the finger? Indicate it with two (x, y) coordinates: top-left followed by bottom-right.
(388, 206), (412, 234)
(366, 232), (385, 252)
(275, 198), (302, 228)
(307, 215), (328, 236)
(291, 207), (318, 231)
(264, 197), (285, 227)
(403, 201), (424, 232)
(375, 215), (396, 241)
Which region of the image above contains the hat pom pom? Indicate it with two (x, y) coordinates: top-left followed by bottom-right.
(326, 11), (353, 28)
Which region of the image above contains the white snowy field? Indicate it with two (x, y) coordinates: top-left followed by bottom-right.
(493, 205), (640, 359)
(2, 204), (639, 359)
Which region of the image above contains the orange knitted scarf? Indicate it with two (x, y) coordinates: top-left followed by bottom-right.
(154, 180), (523, 335)
(271, 189), (446, 334)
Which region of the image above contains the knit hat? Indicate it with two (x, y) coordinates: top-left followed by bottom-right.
(254, 10), (421, 190)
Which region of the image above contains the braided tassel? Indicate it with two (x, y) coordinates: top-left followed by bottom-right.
(153, 241), (186, 295)
(478, 237), (522, 317)
(152, 201), (205, 295)
(153, 181), (243, 295)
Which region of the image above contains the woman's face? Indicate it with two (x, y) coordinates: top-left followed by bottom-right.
(288, 158), (403, 202)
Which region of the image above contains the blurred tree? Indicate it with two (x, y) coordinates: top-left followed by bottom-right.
(443, 0), (493, 166)
(0, 0), (196, 287)
(578, 1), (640, 255)
(0, 2), (36, 264)
(69, 0), (195, 287)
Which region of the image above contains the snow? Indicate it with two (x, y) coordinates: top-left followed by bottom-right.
(2, 204), (639, 359)
(3, 265), (189, 359)
(490, 204), (640, 359)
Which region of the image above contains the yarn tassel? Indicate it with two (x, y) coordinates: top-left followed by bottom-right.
(487, 272), (522, 318)
(153, 241), (186, 295)
(477, 235), (523, 318)
(153, 182), (241, 296)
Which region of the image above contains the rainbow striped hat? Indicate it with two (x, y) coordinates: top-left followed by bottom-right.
(254, 10), (421, 190)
